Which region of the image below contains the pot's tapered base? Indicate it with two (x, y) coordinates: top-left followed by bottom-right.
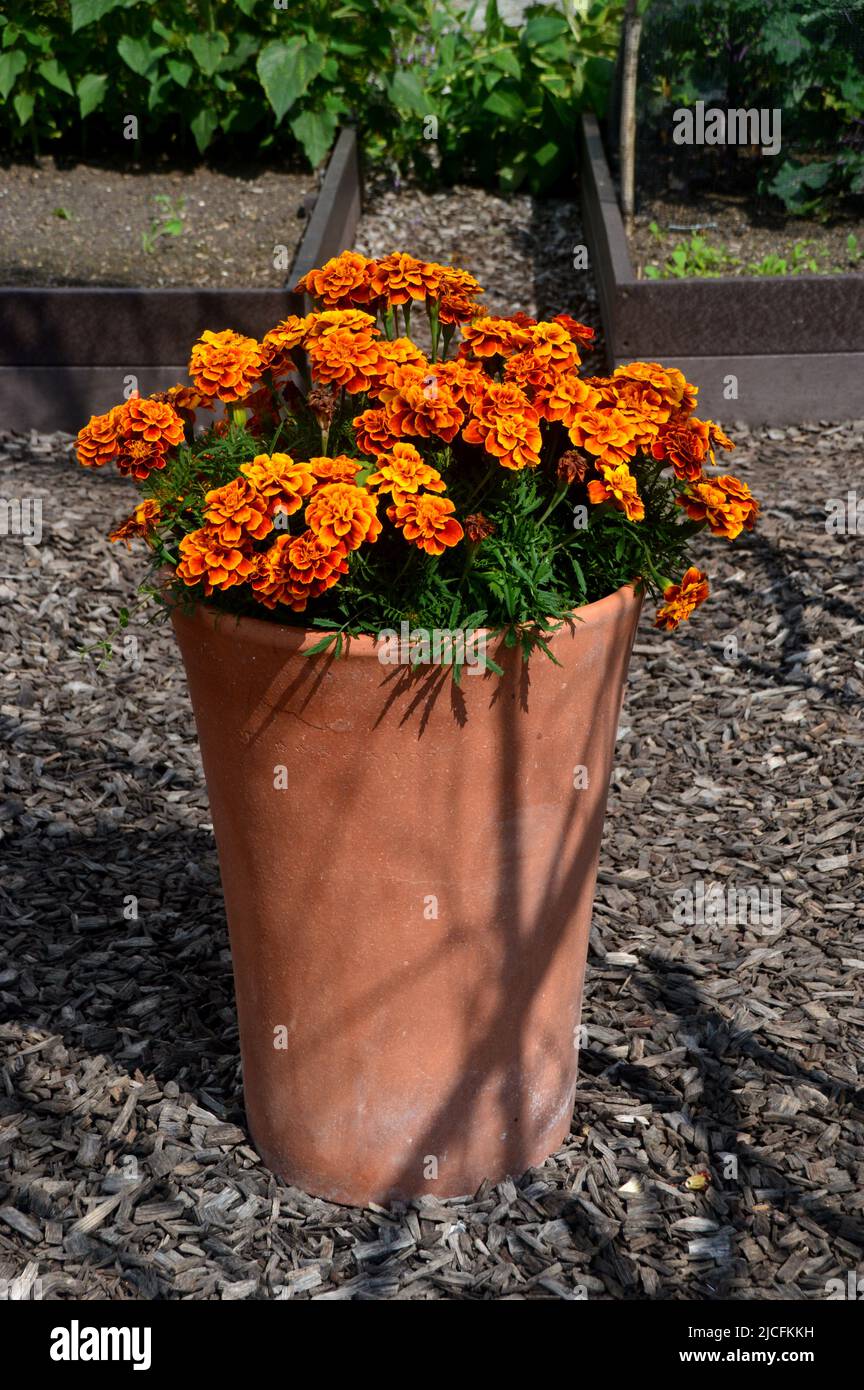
(172, 586), (641, 1206)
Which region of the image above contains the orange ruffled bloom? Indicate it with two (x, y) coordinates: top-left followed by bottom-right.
(366, 442), (446, 497)
(116, 397), (185, 450)
(308, 455), (364, 484)
(678, 475), (758, 539)
(203, 478), (273, 545)
(296, 251), (372, 306)
(176, 525), (256, 595)
(259, 315), (310, 377)
(387, 493), (464, 556)
(115, 438), (169, 481)
(459, 316), (531, 359)
(308, 324), (382, 394)
(651, 416), (712, 481)
(367, 253), (443, 305)
(586, 463), (645, 522)
(568, 407), (640, 467)
(462, 382), (542, 470)
(252, 531), (349, 612)
(239, 453), (315, 517)
(305, 481), (382, 551)
(189, 328), (263, 403)
(655, 566), (710, 631)
(380, 367), (464, 444)
(76, 410), (119, 468)
(352, 407), (400, 458)
(109, 499), (162, 546)
(434, 267), (484, 325)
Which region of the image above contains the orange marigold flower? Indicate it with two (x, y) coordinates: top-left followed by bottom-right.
(503, 349), (559, 393)
(708, 420), (735, 453)
(429, 358), (486, 408)
(76, 410), (119, 468)
(305, 481), (382, 551)
(203, 478), (273, 545)
(613, 361), (697, 414)
(433, 264), (488, 323)
(366, 441), (446, 496)
(239, 452), (315, 517)
(650, 415), (711, 481)
(296, 251), (373, 306)
(367, 253), (443, 305)
(151, 384), (212, 422)
(308, 325), (382, 394)
(115, 397), (185, 450)
(367, 336), (429, 389)
(655, 566), (710, 631)
(459, 316), (532, 359)
(534, 373), (602, 426)
(252, 531), (349, 612)
(115, 438), (169, 481)
(586, 463), (645, 522)
(259, 316), (310, 377)
(177, 526), (256, 595)
(568, 407), (639, 466)
(308, 455), (363, 484)
(526, 321), (581, 371)
(462, 382), (542, 470)
(189, 328), (263, 402)
(380, 367), (464, 444)
(352, 407), (399, 458)
(553, 313), (596, 348)
(387, 493), (464, 555)
(109, 499), (162, 545)
(304, 308), (378, 339)
(677, 475), (759, 539)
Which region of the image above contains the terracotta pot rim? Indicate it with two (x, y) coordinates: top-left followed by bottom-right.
(171, 580), (642, 656)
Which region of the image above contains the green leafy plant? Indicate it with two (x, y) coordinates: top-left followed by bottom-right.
(643, 224), (739, 277)
(638, 0), (864, 217)
(0, 0), (623, 192)
(141, 192), (185, 254)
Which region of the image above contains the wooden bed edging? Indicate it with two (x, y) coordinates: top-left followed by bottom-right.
(0, 127), (361, 433)
(579, 113), (864, 424)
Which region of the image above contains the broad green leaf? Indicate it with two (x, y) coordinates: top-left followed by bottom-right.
(257, 37), (325, 122)
(522, 14), (569, 45)
(117, 35), (164, 77)
(190, 107), (219, 153)
(71, 0), (133, 33)
(13, 89), (34, 125)
(234, 0), (258, 14)
(389, 68), (428, 116)
(166, 59), (193, 88)
(0, 49), (25, 100)
(482, 86), (525, 122)
(187, 32), (229, 77)
(77, 71), (108, 117)
(290, 107), (337, 168)
(37, 58), (75, 96)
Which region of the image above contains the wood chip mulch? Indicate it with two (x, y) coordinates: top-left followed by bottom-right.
(0, 418), (862, 1300)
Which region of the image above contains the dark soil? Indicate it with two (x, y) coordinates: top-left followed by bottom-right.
(629, 191), (864, 280)
(0, 160), (317, 288)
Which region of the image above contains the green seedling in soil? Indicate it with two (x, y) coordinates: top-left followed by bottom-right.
(142, 195), (186, 255)
(52, 206), (71, 219)
(644, 229), (738, 279)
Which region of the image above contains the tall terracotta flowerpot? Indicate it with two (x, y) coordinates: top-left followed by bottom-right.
(171, 583), (642, 1206)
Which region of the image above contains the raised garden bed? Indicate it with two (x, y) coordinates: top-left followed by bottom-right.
(0, 128), (361, 433)
(580, 114), (864, 424)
